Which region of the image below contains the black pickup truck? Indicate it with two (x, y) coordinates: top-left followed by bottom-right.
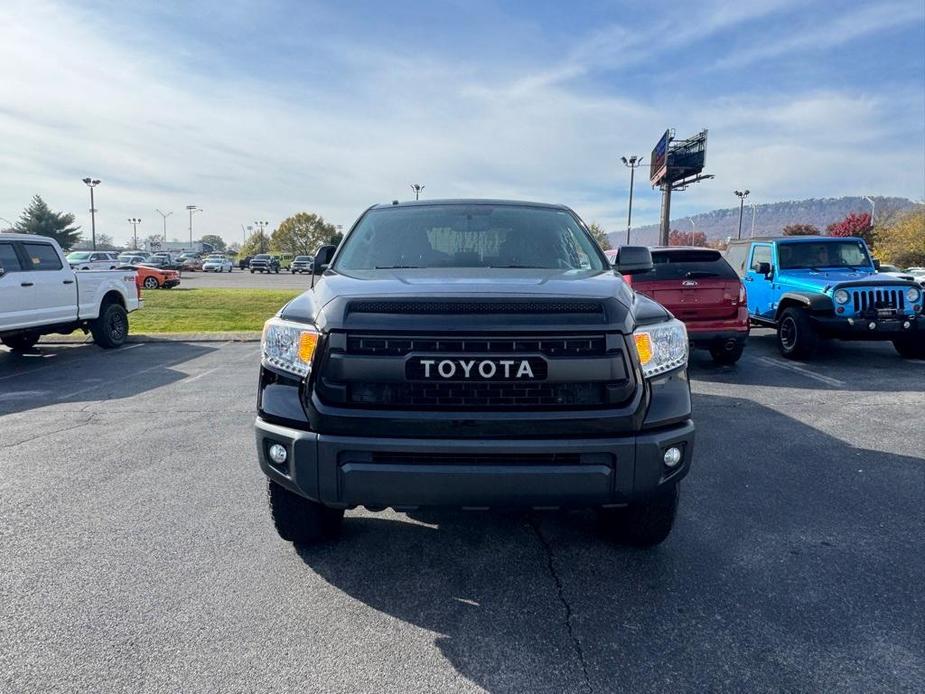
(256, 200), (694, 547)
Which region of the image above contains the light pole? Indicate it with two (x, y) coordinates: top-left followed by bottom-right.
(864, 196), (876, 226)
(621, 155), (644, 245)
(410, 184), (424, 200)
(750, 203), (757, 238)
(127, 217), (141, 250)
(734, 190), (750, 240)
(155, 209), (173, 249)
(187, 205), (202, 250)
(82, 178), (101, 250)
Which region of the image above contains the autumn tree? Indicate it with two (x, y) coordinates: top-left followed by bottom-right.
(826, 212), (874, 247)
(782, 223), (820, 236)
(200, 234), (226, 252)
(587, 222), (612, 251)
(240, 230), (271, 256)
(271, 212), (337, 256)
(15, 195), (82, 249)
(874, 208), (925, 267)
(668, 229), (707, 246)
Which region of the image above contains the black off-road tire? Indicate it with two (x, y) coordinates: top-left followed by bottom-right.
(2, 333), (39, 351)
(143, 276), (159, 289)
(250, 269), (254, 273)
(893, 337), (925, 359)
(710, 341), (745, 365)
(599, 483), (679, 548)
(90, 302), (129, 349)
(777, 307), (818, 360)
(268, 480), (343, 544)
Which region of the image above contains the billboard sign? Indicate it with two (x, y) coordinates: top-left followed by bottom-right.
(666, 130), (708, 185)
(649, 130), (670, 185)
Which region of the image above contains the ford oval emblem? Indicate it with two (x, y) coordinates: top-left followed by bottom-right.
(682, 280), (699, 287)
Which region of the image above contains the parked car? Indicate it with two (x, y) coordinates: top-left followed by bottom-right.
(238, 255), (253, 270)
(249, 254), (280, 273)
(290, 255), (313, 274)
(1, 233), (140, 350)
(202, 256), (233, 272)
(65, 251), (120, 271)
(256, 199), (694, 547)
(151, 253), (185, 271)
(630, 248), (749, 364)
(118, 255), (148, 266)
(119, 263), (180, 290)
(725, 236), (924, 359)
(117, 251), (150, 264)
(181, 257), (203, 271)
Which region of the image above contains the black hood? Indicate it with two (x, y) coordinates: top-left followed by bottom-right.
(280, 268), (653, 334)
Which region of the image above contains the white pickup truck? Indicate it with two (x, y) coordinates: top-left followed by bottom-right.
(0, 233), (141, 351)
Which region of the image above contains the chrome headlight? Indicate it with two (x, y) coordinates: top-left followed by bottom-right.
(834, 289), (850, 304)
(261, 317), (319, 377)
(907, 287), (921, 303)
(632, 318), (689, 378)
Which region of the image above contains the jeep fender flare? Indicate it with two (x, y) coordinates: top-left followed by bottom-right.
(774, 292), (834, 321)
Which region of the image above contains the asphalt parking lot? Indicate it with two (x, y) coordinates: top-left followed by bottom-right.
(178, 267), (312, 289)
(1, 330), (923, 693)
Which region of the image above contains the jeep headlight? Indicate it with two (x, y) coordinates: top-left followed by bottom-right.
(261, 317), (319, 377)
(907, 287), (921, 303)
(633, 318), (689, 378)
(834, 289), (850, 304)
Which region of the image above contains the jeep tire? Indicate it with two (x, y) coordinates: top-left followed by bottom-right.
(2, 333), (39, 351)
(893, 337), (925, 360)
(777, 307), (817, 359)
(598, 483), (679, 547)
(90, 302), (129, 349)
(268, 480), (344, 544)
(710, 341), (745, 365)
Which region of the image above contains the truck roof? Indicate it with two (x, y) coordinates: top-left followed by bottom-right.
(727, 236), (865, 244)
(369, 198), (570, 211)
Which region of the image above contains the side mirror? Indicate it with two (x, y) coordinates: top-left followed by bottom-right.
(757, 262), (772, 276)
(873, 259), (881, 271)
(312, 245), (336, 275)
(614, 246), (653, 275)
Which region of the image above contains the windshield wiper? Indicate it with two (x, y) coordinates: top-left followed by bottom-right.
(375, 265), (422, 269)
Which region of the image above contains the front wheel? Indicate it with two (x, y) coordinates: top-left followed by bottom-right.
(250, 269), (254, 274)
(268, 481), (343, 544)
(2, 333), (39, 351)
(598, 483), (679, 547)
(893, 337), (925, 359)
(143, 276), (159, 289)
(710, 341), (745, 365)
(777, 307), (817, 360)
(90, 303), (129, 349)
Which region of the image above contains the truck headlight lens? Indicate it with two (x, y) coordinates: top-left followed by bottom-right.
(834, 289), (850, 304)
(907, 287), (921, 303)
(261, 317), (319, 377)
(633, 319), (688, 378)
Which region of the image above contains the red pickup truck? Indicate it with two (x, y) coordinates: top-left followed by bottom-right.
(624, 247), (749, 364)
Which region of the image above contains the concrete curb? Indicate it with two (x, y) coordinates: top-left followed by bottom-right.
(40, 331), (262, 344)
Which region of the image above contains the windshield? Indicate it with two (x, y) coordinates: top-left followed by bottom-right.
(295, 256), (311, 261)
(255, 255), (270, 259)
(638, 250), (739, 281)
(67, 252), (91, 260)
(778, 241), (872, 270)
(334, 204), (606, 271)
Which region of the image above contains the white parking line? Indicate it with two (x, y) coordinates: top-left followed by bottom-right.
(756, 356), (847, 387)
(183, 366), (220, 383)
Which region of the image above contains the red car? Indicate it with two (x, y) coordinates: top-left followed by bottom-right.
(629, 247), (749, 364)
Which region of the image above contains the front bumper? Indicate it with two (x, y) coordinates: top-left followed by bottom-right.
(812, 313), (924, 340)
(163, 279), (181, 288)
(255, 417), (694, 509)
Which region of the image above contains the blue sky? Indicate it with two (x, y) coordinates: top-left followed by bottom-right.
(1, 0), (923, 246)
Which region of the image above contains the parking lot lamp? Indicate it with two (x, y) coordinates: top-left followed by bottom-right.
(155, 209), (173, 245)
(82, 178), (101, 250)
(734, 190), (750, 240)
(187, 205), (202, 250)
(621, 156), (644, 244)
(128, 218), (141, 250)
(410, 184), (424, 201)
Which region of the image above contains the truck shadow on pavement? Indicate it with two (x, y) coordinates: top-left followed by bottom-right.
(0, 342), (217, 417)
(294, 393), (924, 693)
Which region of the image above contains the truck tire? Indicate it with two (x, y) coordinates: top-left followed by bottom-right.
(599, 483), (679, 548)
(893, 337), (925, 359)
(250, 269), (255, 273)
(267, 480), (343, 544)
(2, 333), (39, 351)
(777, 307), (817, 360)
(710, 341), (745, 365)
(90, 302), (129, 349)
(143, 276), (159, 289)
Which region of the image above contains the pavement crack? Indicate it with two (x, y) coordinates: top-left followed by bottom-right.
(0, 413), (96, 449)
(529, 516), (593, 694)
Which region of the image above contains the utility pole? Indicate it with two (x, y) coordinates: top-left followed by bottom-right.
(186, 205), (201, 250)
(82, 178), (101, 250)
(750, 204), (757, 238)
(621, 156), (644, 245)
(410, 184), (424, 200)
(254, 221), (269, 253)
(127, 217), (141, 250)
(155, 209), (173, 249)
(659, 182), (673, 246)
(734, 190), (750, 240)
(864, 196), (876, 226)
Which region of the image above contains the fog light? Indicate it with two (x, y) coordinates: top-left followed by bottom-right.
(903, 321), (911, 329)
(268, 443), (288, 465)
(663, 447), (682, 468)
(868, 322), (877, 330)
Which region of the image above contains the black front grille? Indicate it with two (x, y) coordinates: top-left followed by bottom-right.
(367, 452), (582, 466)
(348, 382), (607, 409)
(347, 300), (604, 315)
(851, 288), (905, 313)
(347, 334), (607, 357)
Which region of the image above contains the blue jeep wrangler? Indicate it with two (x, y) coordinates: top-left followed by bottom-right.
(725, 237), (924, 359)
